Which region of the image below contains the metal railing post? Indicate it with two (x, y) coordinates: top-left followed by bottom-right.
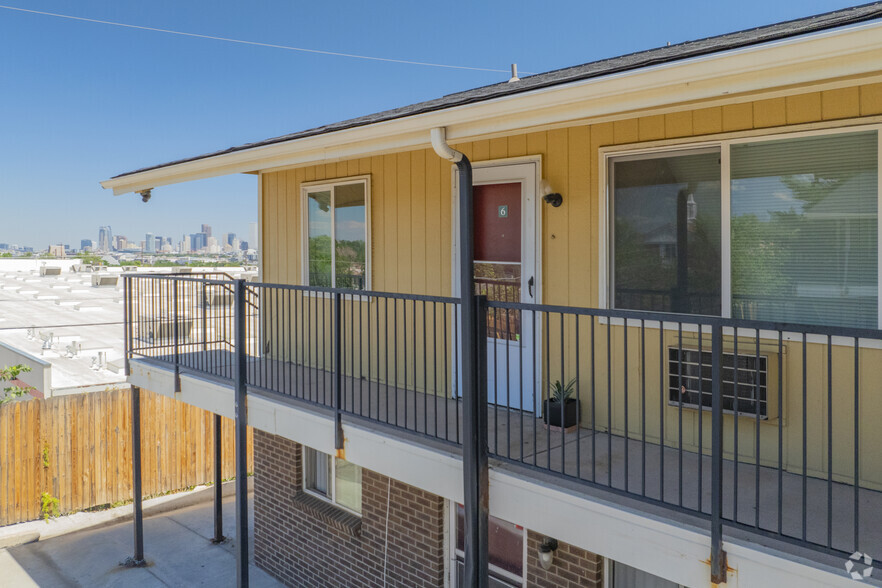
(211, 412), (225, 544)
(202, 281), (209, 353)
(130, 384), (145, 566)
(124, 276), (131, 377)
(334, 292), (344, 450)
(233, 279), (249, 588)
(710, 322), (728, 584)
(173, 279), (180, 392)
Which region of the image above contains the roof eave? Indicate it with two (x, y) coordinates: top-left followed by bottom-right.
(100, 19), (882, 196)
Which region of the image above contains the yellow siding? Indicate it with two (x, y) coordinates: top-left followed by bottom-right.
(259, 79), (882, 489)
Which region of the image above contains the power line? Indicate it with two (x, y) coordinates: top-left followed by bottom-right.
(0, 4), (527, 74)
(0, 321), (123, 331)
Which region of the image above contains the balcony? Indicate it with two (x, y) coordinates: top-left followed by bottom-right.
(124, 274), (882, 571)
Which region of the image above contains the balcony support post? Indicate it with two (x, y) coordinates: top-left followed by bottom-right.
(710, 323), (728, 584)
(129, 384), (145, 566)
(456, 156), (490, 588)
(233, 279), (249, 588)
(211, 412), (226, 544)
(334, 292), (344, 450)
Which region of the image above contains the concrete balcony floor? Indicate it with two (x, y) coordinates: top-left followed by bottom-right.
(135, 349), (882, 563)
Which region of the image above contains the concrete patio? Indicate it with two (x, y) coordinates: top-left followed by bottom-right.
(0, 493), (282, 588)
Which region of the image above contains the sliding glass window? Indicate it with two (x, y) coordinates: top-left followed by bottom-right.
(611, 150), (722, 315)
(731, 131), (878, 327)
(609, 128), (879, 329)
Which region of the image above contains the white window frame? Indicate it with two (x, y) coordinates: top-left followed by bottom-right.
(600, 123), (882, 330)
(303, 447), (362, 516)
(447, 500), (527, 587)
(301, 175), (371, 290)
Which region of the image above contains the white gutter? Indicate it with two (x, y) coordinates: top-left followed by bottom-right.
(101, 19), (882, 195)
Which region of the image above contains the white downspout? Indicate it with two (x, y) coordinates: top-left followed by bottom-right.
(430, 127), (463, 162)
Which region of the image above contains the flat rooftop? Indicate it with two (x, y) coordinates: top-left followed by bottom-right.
(0, 264), (256, 395)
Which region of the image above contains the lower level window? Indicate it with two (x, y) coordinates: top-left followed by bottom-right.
(304, 447), (362, 514)
(452, 503), (524, 587)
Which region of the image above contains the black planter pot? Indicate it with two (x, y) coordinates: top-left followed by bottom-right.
(543, 398), (580, 428)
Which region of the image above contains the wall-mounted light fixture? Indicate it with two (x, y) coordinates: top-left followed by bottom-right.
(538, 537), (559, 570)
(138, 188), (153, 203)
(540, 180), (562, 207)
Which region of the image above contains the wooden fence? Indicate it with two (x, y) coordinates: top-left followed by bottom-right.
(0, 388), (252, 526)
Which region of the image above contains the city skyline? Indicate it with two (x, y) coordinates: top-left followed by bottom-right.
(3, 218), (258, 253)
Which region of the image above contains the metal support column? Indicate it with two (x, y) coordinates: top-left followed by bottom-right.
(130, 384), (145, 566)
(211, 412), (225, 544)
(710, 323), (728, 584)
(233, 279), (249, 588)
(334, 292), (344, 449)
(457, 155), (489, 588)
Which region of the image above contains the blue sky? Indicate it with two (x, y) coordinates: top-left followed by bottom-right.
(0, 0), (862, 249)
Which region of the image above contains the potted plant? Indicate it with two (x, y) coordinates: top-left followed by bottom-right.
(544, 378), (579, 429)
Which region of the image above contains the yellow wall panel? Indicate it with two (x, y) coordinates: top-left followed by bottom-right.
(472, 139), (490, 162)
(722, 103), (753, 131)
(638, 115), (665, 141)
(383, 154), (399, 292)
(752, 98), (786, 128)
(370, 155), (385, 290)
(821, 87), (860, 120)
(507, 134), (527, 158)
(664, 111), (693, 138)
(489, 137), (507, 160)
(860, 82), (882, 115)
(396, 152), (412, 294)
(545, 128), (570, 305)
(613, 119), (639, 144)
(410, 149), (427, 295)
(785, 92), (822, 124)
(425, 150), (443, 296)
(567, 125), (592, 307)
(692, 107), (722, 135)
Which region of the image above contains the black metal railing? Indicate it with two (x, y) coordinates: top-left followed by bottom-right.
(124, 274), (882, 563)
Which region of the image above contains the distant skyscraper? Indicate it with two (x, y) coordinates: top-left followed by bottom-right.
(224, 233), (236, 246)
(190, 232), (208, 251)
(201, 224), (212, 238)
(80, 239), (94, 251)
(248, 222), (258, 251)
(145, 232), (155, 254)
(98, 226), (113, 252)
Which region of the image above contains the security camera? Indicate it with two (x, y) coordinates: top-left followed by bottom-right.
(539, 179), (563, 207)
(543, 192), (563, 207)
(138, 188), (153, 203)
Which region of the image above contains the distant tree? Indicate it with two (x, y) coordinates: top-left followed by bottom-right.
(0, 365), (33, 405)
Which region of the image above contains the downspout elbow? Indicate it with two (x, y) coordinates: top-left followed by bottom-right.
(430, 127), (464, 163)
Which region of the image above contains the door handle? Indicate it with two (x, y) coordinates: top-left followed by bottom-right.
(528, 276), (534, 298)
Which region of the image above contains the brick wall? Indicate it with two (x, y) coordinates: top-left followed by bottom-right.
(253, 430), (446, 587)
(525, 530), (604, 587)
